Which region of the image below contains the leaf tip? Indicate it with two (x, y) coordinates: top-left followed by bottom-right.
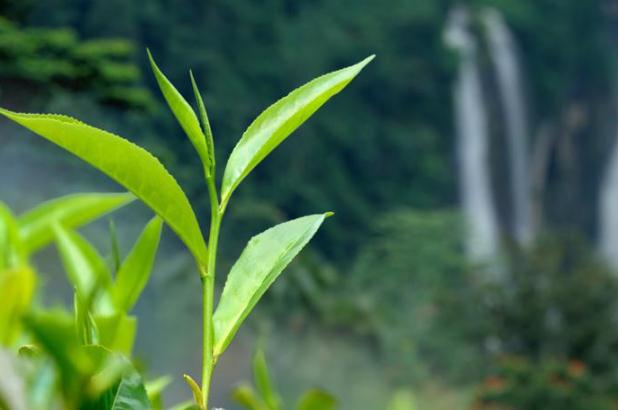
(324, 211), (335, 218)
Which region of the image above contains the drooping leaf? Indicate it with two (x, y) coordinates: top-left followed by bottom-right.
(53, 224), (112, 304)
(0, 109), (208, 265)
(147, 50), (210, 171)
(18, 192), (135, 255)
(213, 213), (331, 356)
(221, 56), (374, 204)
(112, 217), (163, 312)
(190, 70), (215, 178)
(295, 390), (337, 410)
(253, 349), (281, 410)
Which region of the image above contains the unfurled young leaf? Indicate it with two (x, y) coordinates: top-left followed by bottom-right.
(221, 56), (374, 204)
(213, 213), (331, 357)
(147, 50), (211, 172)
(112, 217), (163, 312)
(0, 109), (208, 266)
(189, 70), (216, 178)
(252, 349), (281, 410)
(295, 390), (337, 410)
(18, 192), (135, 255)
(101, 367), (151, 410)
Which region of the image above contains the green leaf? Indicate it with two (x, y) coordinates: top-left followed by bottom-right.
(295, 390), (337, 410)
(213, 213), (331, 356)
(0, 202), (24, 270)
(147, 50), (210, 172)
(232, 384), (267, 410)
(221, 56), (374, 204)
(105, 369), (151, 410)
(53, 224), (112, 304)
(23, 309), (93, 376)
(93, 313), (137, 356)
(112, 217), (163, 312)
(145, 375), (172, 410)
(0, 266), (35, 346)
(0, 109), (208, 266)
(190, 70), (215, 178)
(18, 192), (135, 255)
(253, 349), (281, 410)
(182, 374), (203, 409)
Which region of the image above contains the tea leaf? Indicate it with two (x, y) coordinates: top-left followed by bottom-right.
(112, 217), (162, 312)
(94, 313), (137, 356)
(213, 213), (330, 356)
(182, 374), (203, 408)
(0, 202), (24, 270)
(18, 192), (135, 255)
(147, 50), (210, 172)
(295, 390), (337, 410)
(0, 109), (208, 265)
(190, 70), (216, 178)
(54, 224), (112, 304)
(106, 369), (151, 410)
(221, 56), (374, 204)
(0, 266), (35, 346)
(253, 349), (281, 410)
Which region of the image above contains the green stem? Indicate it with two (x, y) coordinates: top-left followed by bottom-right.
(201, 173), (221, 409)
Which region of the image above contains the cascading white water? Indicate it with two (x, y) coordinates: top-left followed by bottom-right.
(445, 8), (501, 263)
(600, 125), (618, 269)
(483, 8), (534, 246)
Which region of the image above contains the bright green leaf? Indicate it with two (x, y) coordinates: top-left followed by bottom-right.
(94, 313), (137, 356)
(0, 109), (208, 266)
(147, 50), (210, 172)
(0, 265), (35, 346)
(91, 368), (151, 410)
(221, 56), (374, 204)
(112, 217), (163, 312)
(213, 213), (331, 356)
(53, 224), (111, 304)
(18, 192), (135, 255)
(295, 390), (337, 410)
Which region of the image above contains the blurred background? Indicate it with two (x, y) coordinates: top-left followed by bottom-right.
(1, 0), (618, 408)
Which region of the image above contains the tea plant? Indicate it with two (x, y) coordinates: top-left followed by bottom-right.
(1, 51), (373, 408)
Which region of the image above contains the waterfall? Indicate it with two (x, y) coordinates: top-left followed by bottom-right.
(483, 9), (534, 246)
(445, 8), (501, 263)
(600, 125), (618, 269)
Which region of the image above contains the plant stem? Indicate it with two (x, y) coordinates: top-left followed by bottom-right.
(201, 174), (221, 409)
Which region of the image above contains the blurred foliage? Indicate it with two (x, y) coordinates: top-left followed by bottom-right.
(474, 357), (618, 410)
(0, 15), (153, 109)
